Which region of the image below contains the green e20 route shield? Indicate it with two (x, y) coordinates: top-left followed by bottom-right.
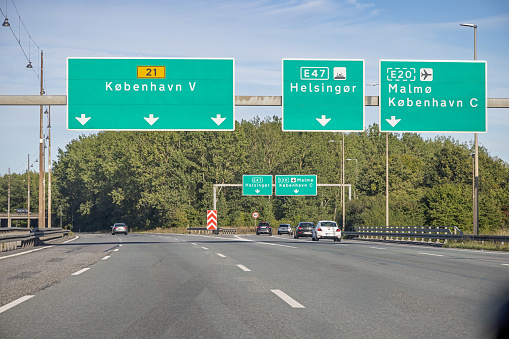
(67, 58), (235, 131)
(379, 60), (487, 133)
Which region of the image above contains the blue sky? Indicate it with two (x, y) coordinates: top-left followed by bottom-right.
(1, 0), (508, 175)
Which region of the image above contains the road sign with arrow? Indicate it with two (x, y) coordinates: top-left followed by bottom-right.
(275, 175), (317, 196)
(242, 175), (273, 196)
(379, 60), (487, 133)
(282, 59), (364, 132)
(67, 58), (235, 131)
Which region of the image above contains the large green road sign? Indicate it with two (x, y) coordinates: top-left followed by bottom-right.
(282, 59), (365, 132)
(67, 58), (235, 131)
(275, 175), (317, 196)
(242, 175), (273, 196)
(379, 60), (487, 133)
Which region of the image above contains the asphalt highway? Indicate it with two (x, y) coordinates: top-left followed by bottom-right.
(1, 233), (508, 338)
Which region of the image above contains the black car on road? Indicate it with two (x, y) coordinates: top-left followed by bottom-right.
(256, 222), (272, 236)
(294, 222), (314, 239)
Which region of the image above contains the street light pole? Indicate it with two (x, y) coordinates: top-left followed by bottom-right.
(461, 23), (479, 235)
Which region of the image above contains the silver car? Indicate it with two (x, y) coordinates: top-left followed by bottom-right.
(277, 224), (293, 235)
(112, 223), (128, 235)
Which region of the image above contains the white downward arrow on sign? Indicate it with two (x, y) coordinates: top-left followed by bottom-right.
(386, 116), (401, 127)
(76, 114), (91, 125)
(316, 115), (331, 127)
(211, 114), (226, 126)
(293, 189), (299, 194)
(144, 114), (159, 126)
(255, 189), (260, 194)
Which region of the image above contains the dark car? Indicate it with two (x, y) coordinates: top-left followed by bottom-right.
(16, 208), (28, 213)
(294, 222), (314, 239)
(256, 222), (272, 236)
(112, 223), (128, 235)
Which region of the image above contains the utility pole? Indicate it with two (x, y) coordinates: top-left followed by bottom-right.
(47, 106), (51, 228)
(27, 154), (31, 228)
(38, 50), (45, 229)
(8, 168), (11, 227)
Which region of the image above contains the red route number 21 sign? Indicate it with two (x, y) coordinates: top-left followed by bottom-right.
(207, 210), (218, 230)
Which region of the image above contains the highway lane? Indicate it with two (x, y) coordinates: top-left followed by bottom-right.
(0, 233), (508, 338)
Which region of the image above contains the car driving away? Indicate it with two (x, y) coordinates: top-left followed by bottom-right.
(256, 222), (272, 236)
(312, 220), (341, 242)
(294, 222), (314, 239)
(112, 223), (128, 235)
(277, 223), (292, 235)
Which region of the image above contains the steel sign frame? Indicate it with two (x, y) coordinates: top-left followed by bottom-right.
(379, 60), (487, 133)
(67, 57), (235, 131)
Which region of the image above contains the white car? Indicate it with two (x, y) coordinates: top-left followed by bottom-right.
(312, 221), (341, 242)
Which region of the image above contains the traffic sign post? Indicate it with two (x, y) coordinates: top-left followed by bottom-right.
(67, 58), (235, 131)
(282, 59), (365, 132)
(275, 175), (317, 196)
(242, 175), (273, 196)
(379, 60), (487, 133)
(207, 210), (218, 230)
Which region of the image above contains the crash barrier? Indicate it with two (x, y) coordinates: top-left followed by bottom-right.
(344, 226), (509, 244)
(187, 227), (237, 235)
(0, 227), (70, 253)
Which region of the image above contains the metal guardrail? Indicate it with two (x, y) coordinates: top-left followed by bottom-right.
(344, 226), (509, 244)
(0, 227), (70, 253)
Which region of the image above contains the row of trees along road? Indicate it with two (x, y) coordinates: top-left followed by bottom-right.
(1, 117), (508, 233)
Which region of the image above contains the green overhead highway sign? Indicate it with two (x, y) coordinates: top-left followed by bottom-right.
(275, 175), (317, 196)
(242, 175), (273, 196)
(379, 60), (487, 133)
(282, 59), (365, 132)
(67, 58), (235, 131)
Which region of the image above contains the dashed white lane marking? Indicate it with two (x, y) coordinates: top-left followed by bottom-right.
(0, 245), (54, 260)
(0, 295), (35, 314)
(102, 256), (111, 260)
(114, 249), (119, 252)
(217, 253), (226, 258)
(271, 289), (305, 309)
(63, 235), (79, 244)
(502, 264), (509, 266)
(370, 247), (386, 250)
(258, 242), (298, 249)
(72, 268), (90, 276)
(420, 252), (444, 257)
(201, 247), (209, 250)
(237, 264), (251, 272)
(191, 243), (197, 246)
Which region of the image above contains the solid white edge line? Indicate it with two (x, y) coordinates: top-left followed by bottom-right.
(271, 289), (305, 309)
(71, 268), (90, 276)
(0, 295), (35, 314)
(217, 253), (226, 258)
(0, 245), (55, 260)
(237, 264), (251, 272)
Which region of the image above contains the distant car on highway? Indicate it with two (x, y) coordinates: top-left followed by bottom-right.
(16, 208), (28, 213)
(312, 220), (341, 242)
(112, 223), (128, 235)
(294, 222), (314, 239)
(277, 223), (292, 235)
(256, 222), (272, 236)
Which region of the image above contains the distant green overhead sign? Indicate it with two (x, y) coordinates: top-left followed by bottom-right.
(379, 60), (487, 133)
(275, 175), (317, 196)
(242, 175), (273, 196)
(67, 58), (235, 131)
(282, 59), (365, 132)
